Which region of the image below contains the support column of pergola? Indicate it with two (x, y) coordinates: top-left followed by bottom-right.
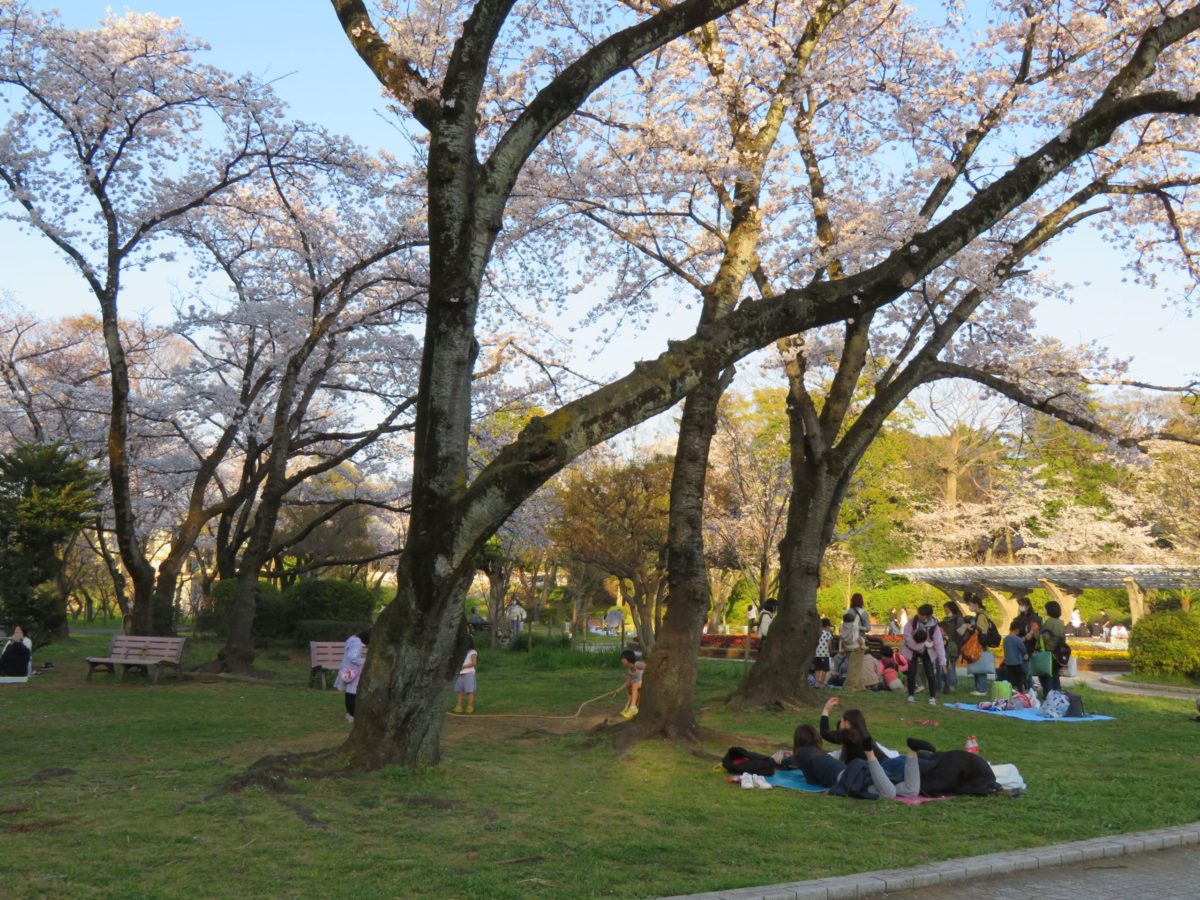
(1038, 578), (1080, 624)
(1122, 577), (1151, 625)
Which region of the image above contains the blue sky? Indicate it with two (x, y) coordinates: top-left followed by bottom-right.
(2, 1), (1195, 390)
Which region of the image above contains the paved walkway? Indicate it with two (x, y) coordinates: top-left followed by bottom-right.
(667, 822), (1200, 899)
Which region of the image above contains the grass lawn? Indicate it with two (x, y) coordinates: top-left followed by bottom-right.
(1114, 671), (1200, 690)
(3, 633), (1199, 898)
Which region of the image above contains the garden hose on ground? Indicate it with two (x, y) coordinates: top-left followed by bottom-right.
(445, 688), (624, 720)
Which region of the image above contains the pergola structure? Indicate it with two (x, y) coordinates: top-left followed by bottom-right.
(886, 564), (1200, 628)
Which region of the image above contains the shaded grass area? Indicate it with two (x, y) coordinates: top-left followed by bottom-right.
(3, 634), (1199, 898)
(1117, 671), (1200, 689)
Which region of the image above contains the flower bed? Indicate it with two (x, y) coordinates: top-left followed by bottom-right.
(700, 634), (760, 650)
(1071, 647), (1130, 661)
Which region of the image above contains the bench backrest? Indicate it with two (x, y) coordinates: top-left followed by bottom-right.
(107, 635), (186, 661)
(310, 641), (365, 668)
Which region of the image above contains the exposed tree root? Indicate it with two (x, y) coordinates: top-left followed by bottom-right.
(4, 767), (76, 788)
(194, 658), (276, 680)
(204, 749), (340, 802)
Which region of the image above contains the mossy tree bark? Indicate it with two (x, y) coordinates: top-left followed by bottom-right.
(331, 0), (1200, 766)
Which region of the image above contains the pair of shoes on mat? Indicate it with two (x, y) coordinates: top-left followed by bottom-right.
(740, 773), (772, 789)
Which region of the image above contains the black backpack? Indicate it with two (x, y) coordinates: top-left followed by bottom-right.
(1052, 638), (1072, 667)
(721, 746), (776, 777)
(984, 620), (1001, 648)
(1065, 693), (1086, 718)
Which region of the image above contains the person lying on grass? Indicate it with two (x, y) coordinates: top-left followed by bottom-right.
(771, 724), (922, 800)
(773, 722), (1003, 798)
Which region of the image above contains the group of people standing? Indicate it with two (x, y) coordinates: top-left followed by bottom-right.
(825, 592), (1074, 702)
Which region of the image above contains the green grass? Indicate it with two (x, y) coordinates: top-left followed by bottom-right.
(1118, 671), (1200, 689)
(4, 634), (1200, 898)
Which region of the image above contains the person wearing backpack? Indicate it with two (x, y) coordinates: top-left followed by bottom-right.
(841, 601), (869, 691)
(938, 601), (968, 694)
(902, 604), (945, 706)
(965, 595), (1000, 694)
(1037, 600), (1067, 694)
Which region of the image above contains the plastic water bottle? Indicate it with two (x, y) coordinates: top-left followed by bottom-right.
(965, 735), (980, 754)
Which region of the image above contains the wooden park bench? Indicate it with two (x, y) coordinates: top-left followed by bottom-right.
(310, 641), (366, 689)
(86, 636), (186, 684)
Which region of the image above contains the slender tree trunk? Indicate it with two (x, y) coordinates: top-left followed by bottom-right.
(732, 481), (829, 706)
(629, 370), (728, 738)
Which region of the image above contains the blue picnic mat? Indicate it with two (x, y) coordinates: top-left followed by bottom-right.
(764, 769), (828, 791)
(943, 702), (1113, 722)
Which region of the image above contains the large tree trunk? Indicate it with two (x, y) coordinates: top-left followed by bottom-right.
(732, 483), (829, 706)
(341, 552), (470, 769)
(629, 370), (729, 739)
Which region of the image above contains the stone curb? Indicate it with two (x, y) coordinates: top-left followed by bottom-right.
(662, 822), (1200, 899)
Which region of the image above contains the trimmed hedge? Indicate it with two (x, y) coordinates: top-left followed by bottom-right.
(294, 619), (371, 645)
(282, 579), (376, 628)
(1129, 610), (1200, 676)
(198, 580), (286, 640)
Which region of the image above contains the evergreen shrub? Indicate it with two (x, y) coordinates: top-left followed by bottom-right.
(294, 619), (371, 644)
(283, 579), (376, 630)
(199, 580), (285, 640)
(1129, 610), (1200, 675)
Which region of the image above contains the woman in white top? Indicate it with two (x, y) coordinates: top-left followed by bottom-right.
(0, 624), (33, 677)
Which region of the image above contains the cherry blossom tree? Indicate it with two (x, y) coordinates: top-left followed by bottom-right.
(0, 8), (337, 632)
(324, 0), (1200, 765)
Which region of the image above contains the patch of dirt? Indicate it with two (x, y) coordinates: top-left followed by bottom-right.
(277, 797), (328, 831)
(393, 795), (466, 811)
(5, 820), (67, 833)
(11, 767), (76, 786)
(0, 806), (31, 815)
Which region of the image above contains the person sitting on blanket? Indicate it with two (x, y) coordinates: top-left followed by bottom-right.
(875, 646), (908, 692)
(0, 624), (32, 677)
(819, 697), (899, 759)
(771, 724), (921, 800)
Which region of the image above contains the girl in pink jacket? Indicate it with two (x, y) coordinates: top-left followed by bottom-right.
(902, 604), (946, 706)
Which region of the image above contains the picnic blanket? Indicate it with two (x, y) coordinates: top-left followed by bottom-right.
(761, 769), (954, 803)
(763, 769), (827, 792)
(943, 702), (1113, 722)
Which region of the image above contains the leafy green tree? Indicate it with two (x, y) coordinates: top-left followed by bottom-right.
(0, 443), (99, 643)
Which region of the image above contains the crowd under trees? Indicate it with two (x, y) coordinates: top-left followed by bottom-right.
(1, 1), (1199, 769)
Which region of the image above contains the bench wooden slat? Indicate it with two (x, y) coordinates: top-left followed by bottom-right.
(86, 635), (186, 684)
(308, 641), (365, 689)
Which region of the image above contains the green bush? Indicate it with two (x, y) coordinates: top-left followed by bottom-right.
(816, 582), (944, 623)
(283, 579), (376, 629)
(294, 619), (372, 645)
(1129, 610), (1200, 676)
(200, 580), (286, 641)
(725, 579), (760, 624)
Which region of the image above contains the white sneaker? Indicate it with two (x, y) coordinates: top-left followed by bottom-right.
(906, 695), (915, 703)
(929, 697), (937, 706)
(970, 691), (987, 696)
(345, 713), (354, 723)
(754, 775), (773, 789)
(740, 773), (755, 789)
